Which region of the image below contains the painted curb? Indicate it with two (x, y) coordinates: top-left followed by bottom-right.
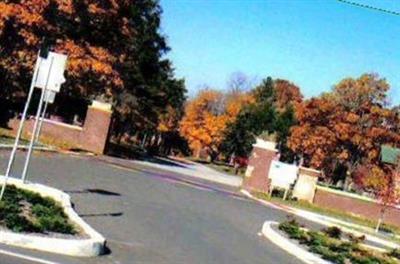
(0, 176), (106, 257)
(240, 189), (400, 250)
(261, 221), (330, 264)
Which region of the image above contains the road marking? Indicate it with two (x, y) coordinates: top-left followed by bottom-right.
(0, 249), (59, 264)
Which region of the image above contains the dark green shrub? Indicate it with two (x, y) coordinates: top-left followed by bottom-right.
(349, 255), (384, 264)
(308, 231), (330, 247)
(348, 233), (366, 244)
(388, 248), (400, 260)
(37, 215), (75, 234)
(379, 224), (394, 234)
(0, 185), (75, 235)
(322, 226), (342, 239)
(278, 217), (307, 240)
(309, 245), (346, 264)
(328, 241), (354, 254)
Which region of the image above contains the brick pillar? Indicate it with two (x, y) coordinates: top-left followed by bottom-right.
(292, 167), (321, 203)
(242, 139), (278, 193)
(81, 101), (112, 154)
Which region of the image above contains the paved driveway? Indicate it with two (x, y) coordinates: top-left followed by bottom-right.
(0, 151), (300, 264)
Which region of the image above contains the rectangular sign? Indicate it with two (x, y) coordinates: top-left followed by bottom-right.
(43, 90), (56, 104)
(268, 160), (298, 189)
(34, 52), (67, 92)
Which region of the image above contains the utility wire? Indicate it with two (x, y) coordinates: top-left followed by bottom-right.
(337, 0), (400, 16)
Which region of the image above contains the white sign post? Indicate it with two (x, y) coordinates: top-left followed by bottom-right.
(34, 90), (56, 143)
(0, 50), (67, 200)
(21, 52), (67, 183)
(0, 52), (42, 200)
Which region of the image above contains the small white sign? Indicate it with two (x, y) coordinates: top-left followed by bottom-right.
(268, 161), (298, 189)
(43, 90), (56, 104)
(34, 52), (67, 92)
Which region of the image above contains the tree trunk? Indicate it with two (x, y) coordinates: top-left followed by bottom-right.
(375, 205), (386, 233)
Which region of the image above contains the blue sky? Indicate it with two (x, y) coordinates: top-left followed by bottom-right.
(160, 0), (400, 104)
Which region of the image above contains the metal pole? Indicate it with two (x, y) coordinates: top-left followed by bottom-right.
(34, 97), (49, 144)
(0, 54), (41, 200)
(21, 57), (54, 183)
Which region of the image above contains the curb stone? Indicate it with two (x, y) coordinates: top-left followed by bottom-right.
(0, 176), (106, 257)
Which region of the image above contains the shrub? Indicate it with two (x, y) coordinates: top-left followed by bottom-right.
(278, 217), (307, 240)
(279, 219), (396, 264)
(348, 233), (366, 244)
(0, 185), (75, 234)
(388, 248), (400, 260)
(322, 226), (342, 239)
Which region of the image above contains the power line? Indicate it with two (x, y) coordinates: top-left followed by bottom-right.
(337, 0), (400, 16)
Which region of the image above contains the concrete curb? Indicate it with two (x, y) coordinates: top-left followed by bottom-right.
(261, 221), (330, 264)
(240, 189), (400, 250)
(0, 144), (56, 152)
(122, 158), (243, 187)
(0, 176), (106, 257)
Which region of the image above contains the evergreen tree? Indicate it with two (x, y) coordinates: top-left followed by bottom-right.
(222, 77), (301, 160)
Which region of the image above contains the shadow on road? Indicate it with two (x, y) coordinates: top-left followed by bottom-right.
(79, 212), (123, 218)
(66, 188), (122, 196)
(106, 142), (189, 169)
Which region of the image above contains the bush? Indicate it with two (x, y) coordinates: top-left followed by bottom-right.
(278, 217), (307, 240)
(322, 226), (342, 239)
(388, 248), (400, 260)
(348, 233), (366, 244)
(279, 219), (396, 264)
(0, 185), (75, 234)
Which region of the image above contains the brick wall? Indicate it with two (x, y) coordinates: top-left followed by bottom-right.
(314, 187), (400, 227)
(8, 102), (112, 154)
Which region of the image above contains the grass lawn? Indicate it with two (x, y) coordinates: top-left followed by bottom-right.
(0, 185), (76, 234)
(0, 127), (53, 148)
(188, 157), (246, 177)
(253, 191), (400, 241)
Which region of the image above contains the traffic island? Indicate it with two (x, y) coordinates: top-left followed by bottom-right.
(262, 218), (400, 264)
(0, 176), (106, 257)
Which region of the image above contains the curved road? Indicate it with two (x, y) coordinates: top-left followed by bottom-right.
(0, 151), (301, 264)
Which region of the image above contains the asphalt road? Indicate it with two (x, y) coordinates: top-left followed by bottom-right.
(0, 151), (302, 264)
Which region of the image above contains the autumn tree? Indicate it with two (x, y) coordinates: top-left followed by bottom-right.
(354, 160), (400, 232)
(222, 77), (302, 161)
(0, 0), (186, 145)
(288, 74), (400, 187)
(180, 89), (253, 161)
(274, 79), (303, 112)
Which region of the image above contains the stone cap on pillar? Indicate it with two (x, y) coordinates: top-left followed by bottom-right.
(252, 138), (278, 152)
(299, 166), (321, 178)
(90, 100), (112, 112)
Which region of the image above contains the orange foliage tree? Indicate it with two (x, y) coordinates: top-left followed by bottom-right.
(0, 0), (129, 100)
(180, 89), (253, 161)
(354, 162), (400, 231)
(274, 79), (303, 112)
(0, 0), (186, 140)
(288, 74), (400, 185)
